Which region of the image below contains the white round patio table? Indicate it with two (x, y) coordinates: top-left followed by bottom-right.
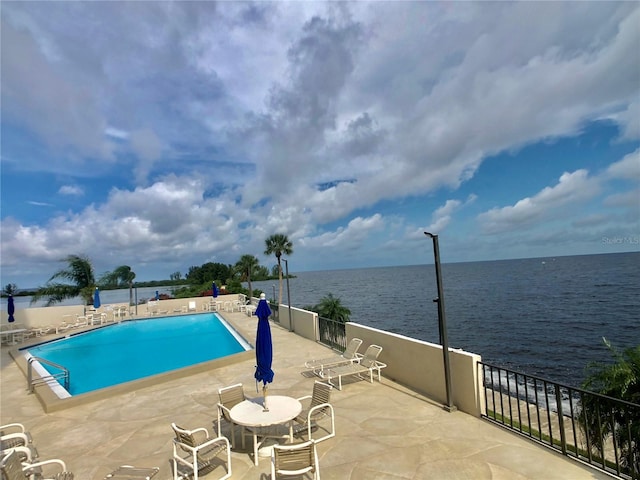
(229, 395), (302, 465)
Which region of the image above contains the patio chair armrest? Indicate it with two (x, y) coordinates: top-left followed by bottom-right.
(23, 458), (67, 474)
(0, 432), (30, 445)
(307, 402), (334, 420)
(191, 426), (210, 442)
(0, 423), (27, 435)
(217, 403), (234, 418)
(295, 394), (312, 402)
(375, 361), (387, 369)
(198, 435), (230, 451)
(176, 435), (229, 456)
(3, 445), (34, 462)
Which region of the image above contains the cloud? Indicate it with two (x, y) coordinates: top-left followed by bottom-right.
(1, 2), (638, 285)
(1, 15), (114, 162)
(425, 195), (477, 233)
(478, 170), (599, 234)
(299, 214), (385, 249)
(606, 148), (640, 181)
(129, 128), (165, 183)
(58, 185), (84, 196)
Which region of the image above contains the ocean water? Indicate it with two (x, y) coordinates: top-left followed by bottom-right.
(250, 252), (639, 387)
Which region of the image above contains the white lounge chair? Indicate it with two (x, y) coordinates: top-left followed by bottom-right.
(320, 344), (386, 390)
(103, 465), (159, 479)
(305, 338), (363, 374)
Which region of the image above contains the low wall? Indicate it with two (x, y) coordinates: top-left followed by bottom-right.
(346, 323), (484, 417)
(278, 305), (317, 341)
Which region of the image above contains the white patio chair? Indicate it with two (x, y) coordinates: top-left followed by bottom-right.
(171, 423), (231, 480)
(271, 439), (320, 480)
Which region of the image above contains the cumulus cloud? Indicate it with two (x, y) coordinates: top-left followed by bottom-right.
(299, 214), (385, 249)
(606, 148), (640, 180)
(478, 170), (600, 234)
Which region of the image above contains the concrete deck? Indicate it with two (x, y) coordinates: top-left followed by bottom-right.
(1, 311), (611, 479)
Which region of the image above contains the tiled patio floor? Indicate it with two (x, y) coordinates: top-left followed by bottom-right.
(1, 311), (610, 479)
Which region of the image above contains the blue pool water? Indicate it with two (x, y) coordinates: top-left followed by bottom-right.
(27, 313), (251, 396)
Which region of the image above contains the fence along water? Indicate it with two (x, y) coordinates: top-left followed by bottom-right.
(480, 362), (639, 479)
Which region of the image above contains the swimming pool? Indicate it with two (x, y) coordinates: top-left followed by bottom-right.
(27, 313), (251, 396)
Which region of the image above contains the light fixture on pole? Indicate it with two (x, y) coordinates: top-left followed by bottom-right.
(282, 258), (293, 332)
(424, 232), (456, 412)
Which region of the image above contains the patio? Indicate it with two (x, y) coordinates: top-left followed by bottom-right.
(1, 310), (609, 479)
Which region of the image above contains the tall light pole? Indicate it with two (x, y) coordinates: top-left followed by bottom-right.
(282, 258), (293, 332)
(424, 232), (456, 412)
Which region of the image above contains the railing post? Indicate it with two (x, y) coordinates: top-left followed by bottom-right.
(27, 357), (34, 393)
(555, 386), (567, 455)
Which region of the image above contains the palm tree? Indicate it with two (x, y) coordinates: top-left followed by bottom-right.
(315, 293), (351, 322)
(580, 338), (639, 475)
(314, 293), (351, 350)
(30, 255), (96, 306)
(264, 234), (293, 306)
(235, 254), (260, 302)
(101, 265), (136, 306)
(3, 283), (17, 296)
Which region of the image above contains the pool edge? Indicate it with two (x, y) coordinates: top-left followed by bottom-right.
(10, 314), (256, 413)
(11, 347), (254, 413)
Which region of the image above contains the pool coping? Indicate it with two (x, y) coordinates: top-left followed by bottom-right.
(9, 315), (255, 413)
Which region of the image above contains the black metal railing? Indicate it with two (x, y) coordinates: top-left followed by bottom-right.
(318, 316), (346, 352)
(269, 301), (279, 322)
(479, 362), (639, 479)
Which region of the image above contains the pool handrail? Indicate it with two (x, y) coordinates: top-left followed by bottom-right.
(27, 356), (69, 393)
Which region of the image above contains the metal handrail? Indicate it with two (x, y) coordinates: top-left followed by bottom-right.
(27, 356), (69, 393)
(479, 361), (639, 479)
(318, 316), (347, 352)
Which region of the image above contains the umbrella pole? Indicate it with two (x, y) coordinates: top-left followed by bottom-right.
(263, 384), (269, 412)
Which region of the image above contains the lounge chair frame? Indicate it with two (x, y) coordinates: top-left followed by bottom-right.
(104, 465), (159, 479)
(304, 338), (363, 374)
(321, 344), (386, 390)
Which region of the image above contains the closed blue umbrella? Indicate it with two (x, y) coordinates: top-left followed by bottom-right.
(155, 290), (159, 301)
(94, 287), (101, 309)
(212, 282), (218, 298)
(8, 295), (15, 323)
(254, 293), (273, 410)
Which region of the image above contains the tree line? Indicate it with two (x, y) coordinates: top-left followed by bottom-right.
(9, 233), (294, 308)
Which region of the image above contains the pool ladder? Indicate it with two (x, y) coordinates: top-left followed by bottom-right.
(27, 356), (69, 393)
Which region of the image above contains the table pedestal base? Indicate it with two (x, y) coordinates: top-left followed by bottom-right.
(258, 438), (279, 457)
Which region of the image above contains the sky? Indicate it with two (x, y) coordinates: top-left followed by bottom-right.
(1, 1), (639, 289)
